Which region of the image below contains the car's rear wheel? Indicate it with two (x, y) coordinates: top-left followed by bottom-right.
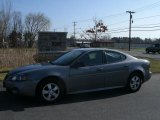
(37, 79), (64, 103)
(152, 51), (155, 54)
(127, 73), (142, 92)
(158, 50), (160, 54)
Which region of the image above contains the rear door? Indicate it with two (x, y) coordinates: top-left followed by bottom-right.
(103, 51), (129, 87)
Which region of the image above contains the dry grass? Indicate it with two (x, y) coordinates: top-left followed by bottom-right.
(0, 48), (37, 69)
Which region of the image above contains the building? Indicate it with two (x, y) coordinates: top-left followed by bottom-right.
(38, 32), (67, 52)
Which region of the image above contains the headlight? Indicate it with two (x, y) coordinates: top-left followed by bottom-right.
(11, 74), (28, 81)
(11, 76), (18, 81)
(19, 74), (28, 81)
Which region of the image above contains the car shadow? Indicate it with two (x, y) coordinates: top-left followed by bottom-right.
(0, 87), (131, 112)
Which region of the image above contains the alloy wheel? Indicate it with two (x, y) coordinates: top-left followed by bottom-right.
(42, 83), (60, 102)
(130, 75), (141, 91)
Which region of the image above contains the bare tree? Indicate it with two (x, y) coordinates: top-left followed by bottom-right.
(100, 33), (111, 41)
(8, 11), (23, 47)
(24, 13), (51, 48)
(0, 0), (12, 48)
(86, 18), (108, 41)
(11, 11), (23, 32)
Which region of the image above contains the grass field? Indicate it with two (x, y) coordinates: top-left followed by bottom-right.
(0, 73), (6, 81)
(0, 48), (37, 68)
(0, 48), (37, 81)
(141, 58), (160, 73)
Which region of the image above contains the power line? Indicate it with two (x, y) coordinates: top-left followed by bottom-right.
(107, 14), (160, 31)
(109, 27), (129, 32)
(108, 27), (160, 34)
(134, 14), (160, 20)
(135, 0), (160, 13)
(133, 25), (160, 29)
(109, 22), (160, 31)
(67, 1), (160, 38)
(58, 0), (160, 36)
(108, 28), (160, 34)
(74, 1), (160, 25)
(76, 12), (126, 23)
(109, 25), (160, 32)
(75, 1), (160, 23)
(107, 14), (160, 27)
(73, 1), (160, 24)
(133, 22), (160, 27)
(133, 29), (160, 31)
(108, 30), (128, 34)
(101, 12), (126, 19)
(107, 20), (129, 27)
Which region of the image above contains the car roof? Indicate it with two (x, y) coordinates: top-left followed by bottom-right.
(73, 48), (123, 53)
(73, 48), (110, 51)
(72, 48), (137, 60)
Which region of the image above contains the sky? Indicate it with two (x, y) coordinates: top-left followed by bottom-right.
(2, 0), (160, 39)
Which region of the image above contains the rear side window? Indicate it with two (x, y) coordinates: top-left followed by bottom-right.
(78, 51), (103, 66)
(104, 51), (126, 64)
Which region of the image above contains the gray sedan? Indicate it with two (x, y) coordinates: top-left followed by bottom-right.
(3, 48), (151, 103)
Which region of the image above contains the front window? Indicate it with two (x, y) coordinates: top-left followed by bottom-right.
(78, 51), (103, 66)
(51, 50), (84, 65)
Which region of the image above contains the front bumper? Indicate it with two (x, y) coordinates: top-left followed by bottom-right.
(3, 79), (37, 97)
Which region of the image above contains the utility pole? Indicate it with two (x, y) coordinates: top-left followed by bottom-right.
(126, 11), (135, 51)
(73, 22), (77, 39)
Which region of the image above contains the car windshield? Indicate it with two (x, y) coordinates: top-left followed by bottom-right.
(51, 50), (84, 66)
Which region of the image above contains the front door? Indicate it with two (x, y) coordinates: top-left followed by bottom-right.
(69, 51), (105, 93)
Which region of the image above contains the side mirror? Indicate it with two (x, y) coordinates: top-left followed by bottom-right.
(71, 61), (85, 68)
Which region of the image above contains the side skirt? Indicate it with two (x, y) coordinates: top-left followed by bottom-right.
(68, 86), (124, 95)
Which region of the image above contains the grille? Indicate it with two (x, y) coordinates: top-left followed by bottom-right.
(4, 74), (9, 81)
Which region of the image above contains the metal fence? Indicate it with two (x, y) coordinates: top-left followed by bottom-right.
(113, 43), (151, 49)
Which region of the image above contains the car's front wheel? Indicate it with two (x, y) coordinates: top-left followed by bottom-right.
(37, 79), (64, 103)
(127, 73), (142, 92)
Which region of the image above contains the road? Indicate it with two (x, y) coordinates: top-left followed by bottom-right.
(122, 50), (160, 60)
(0, 74), (160, 120)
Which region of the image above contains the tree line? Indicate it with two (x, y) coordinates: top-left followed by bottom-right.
(111, 37), (160, 44)
(0, 0), (51, 48)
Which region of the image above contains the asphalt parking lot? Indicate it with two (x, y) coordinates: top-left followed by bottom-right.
(0, 74), (160, 120)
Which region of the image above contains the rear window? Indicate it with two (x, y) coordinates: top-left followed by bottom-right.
(104, 51), (126, 63)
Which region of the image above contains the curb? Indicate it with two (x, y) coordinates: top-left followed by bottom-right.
(0, 71), (9, 74)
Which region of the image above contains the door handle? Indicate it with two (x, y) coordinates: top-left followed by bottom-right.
(96, 68), (104, 71)
(123, 65), (129, 68)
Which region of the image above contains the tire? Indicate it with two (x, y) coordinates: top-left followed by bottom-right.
(146, 50), (149, 54)
(152, 51), (155, 54)
(127, 73), (142, 92)
(158, 50), (160, 54)
(37, 79), (64, 103)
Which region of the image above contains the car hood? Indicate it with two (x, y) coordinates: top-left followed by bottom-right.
(9, 62), (53, 75)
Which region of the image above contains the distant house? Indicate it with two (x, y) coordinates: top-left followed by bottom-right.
(38, 32), (67, 52)
(76, 41), (91, 48)
(91, 40), (114, 48)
